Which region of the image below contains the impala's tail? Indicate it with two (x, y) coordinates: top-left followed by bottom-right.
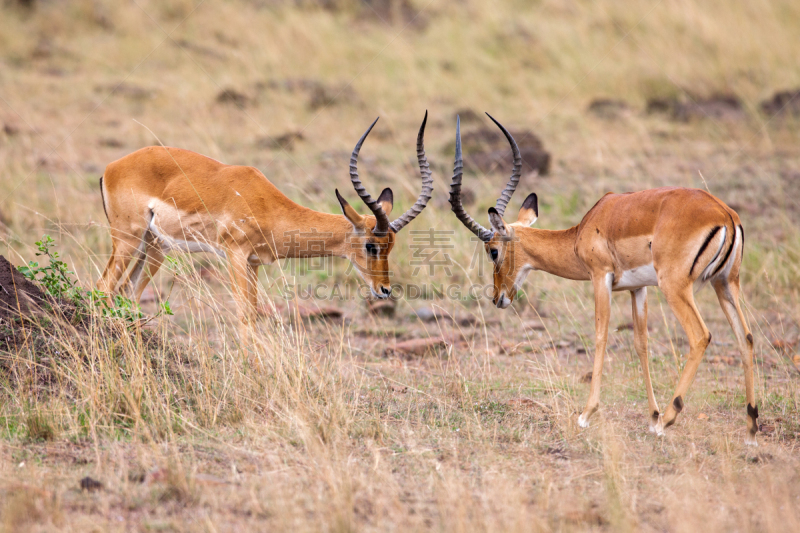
(99, 176), (109, 222)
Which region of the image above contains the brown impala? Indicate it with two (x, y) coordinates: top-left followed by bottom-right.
(449, 113), (757, 445)
(98, 113), (433, 322)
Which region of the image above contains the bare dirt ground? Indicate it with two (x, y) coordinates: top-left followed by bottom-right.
(1, 0), (799, 531)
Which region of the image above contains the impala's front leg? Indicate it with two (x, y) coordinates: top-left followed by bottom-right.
(631, 288), (661, 434)
(579, 272), (613, 428)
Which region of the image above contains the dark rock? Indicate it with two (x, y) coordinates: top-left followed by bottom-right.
(647, 94), (744, 122)
(216, 88), (251, 108)
(760, 89), (800, 117)
(460, 126), (550, 175)
(98, 138), (124, 148)
(79, 476), (104, 492)
(384, 337), (450, 359)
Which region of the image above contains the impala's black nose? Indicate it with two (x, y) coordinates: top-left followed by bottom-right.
(380, 286), (391, 297)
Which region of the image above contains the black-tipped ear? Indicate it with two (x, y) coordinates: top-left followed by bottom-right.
(521, 193), (538, 217)
(336, 188), (366, 231)
(335, 188), (350, 211)
(517, 193), (538, 227)
(487, 207), (508, 237)
(377, 187), (394, 216)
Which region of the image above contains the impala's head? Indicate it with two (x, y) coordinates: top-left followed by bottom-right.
(449, 113), (538, 309)
(337, 112), (433, 299)
(484, 194), (539, 308)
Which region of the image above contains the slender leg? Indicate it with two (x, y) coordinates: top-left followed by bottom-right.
(131, 244), (165, 303)
(713, 278), (758, 446)
(579, 272), (613, 428)
(246, 262), (259, 317)
(656, 280), (711, 432)
(97, 233), (140, 294)
(228, 251), (258, 341)
(631, 288), (661, 433)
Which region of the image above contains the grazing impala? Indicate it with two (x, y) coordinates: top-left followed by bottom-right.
(98, 113), (433, 322)
(449, 113), (757, 445)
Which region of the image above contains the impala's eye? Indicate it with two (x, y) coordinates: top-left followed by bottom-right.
(490, 249), (499, 262)
(366, 243), (378, 256)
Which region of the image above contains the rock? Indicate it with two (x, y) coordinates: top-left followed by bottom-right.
(760, 89), (800, 117)
(384, 337), (450, 359)
(455, 108), (482, 124)
(216, 88), (251, 108)
(647, 94), (744, 122)
(459, 126), (550, 176)
(291, 303), (343, 321)
(79, 476), (104, 492)
(367, 299), (395, 318)
(98, 138), (125, 148)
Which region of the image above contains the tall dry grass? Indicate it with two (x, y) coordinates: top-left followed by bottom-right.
(0, 0), (799, 530)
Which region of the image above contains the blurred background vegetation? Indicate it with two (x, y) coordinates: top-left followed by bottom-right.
(1, 2), (800, 530)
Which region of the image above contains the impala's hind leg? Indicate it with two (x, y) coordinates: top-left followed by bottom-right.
(657, 280), (711, 433)
(97, 232), (142, 294)
(126, 243), (165, 303)
(713, 278), (757, 445)
(631, 288), (661, 434)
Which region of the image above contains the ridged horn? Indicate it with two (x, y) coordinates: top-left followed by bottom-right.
(485, 112), (522, 217)
(389, 111), (434, 233)
(349, 117), (390, 236)
(449, 115), (494, 242)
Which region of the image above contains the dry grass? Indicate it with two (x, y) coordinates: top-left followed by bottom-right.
(1, 0), (799, 530)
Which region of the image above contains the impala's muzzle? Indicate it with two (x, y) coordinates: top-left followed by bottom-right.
(373, 285), (392, 299)
(493, 292), (512, 309)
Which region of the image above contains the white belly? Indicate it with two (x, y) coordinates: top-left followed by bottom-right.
(147, 199), (227, 258)
(613, 264), (658, 290)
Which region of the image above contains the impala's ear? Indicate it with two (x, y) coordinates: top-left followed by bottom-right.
(517, 193), (538, 227)
(377, 187), (393, 217)
(336, 189), (366, 232)
(488, 207), (509, 237)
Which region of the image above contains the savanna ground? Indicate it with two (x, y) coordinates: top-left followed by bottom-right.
(1, 0), (799, 530)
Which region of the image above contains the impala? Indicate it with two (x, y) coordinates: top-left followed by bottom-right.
(449, 113), (757, 445)
(98, 113), (433, 322)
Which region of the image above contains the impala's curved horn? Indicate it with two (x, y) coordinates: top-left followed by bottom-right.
(449, 116), (494, 242)
(389, 111), (434, 233)
(485, 112), (522, 217)
(350, 117), (390, 236)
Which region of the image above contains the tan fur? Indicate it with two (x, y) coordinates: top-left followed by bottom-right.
(485, 187), (757, 444)
(98, 146), (396, 323)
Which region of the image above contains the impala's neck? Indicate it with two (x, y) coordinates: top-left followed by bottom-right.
(270, 204), (358, 260)
(516, 225), (589, 281)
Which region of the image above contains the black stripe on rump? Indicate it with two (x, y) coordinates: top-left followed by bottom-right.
(690, 226), (720, 276)
(711, 223), (737, 277)
(739, 225), (744, 259)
